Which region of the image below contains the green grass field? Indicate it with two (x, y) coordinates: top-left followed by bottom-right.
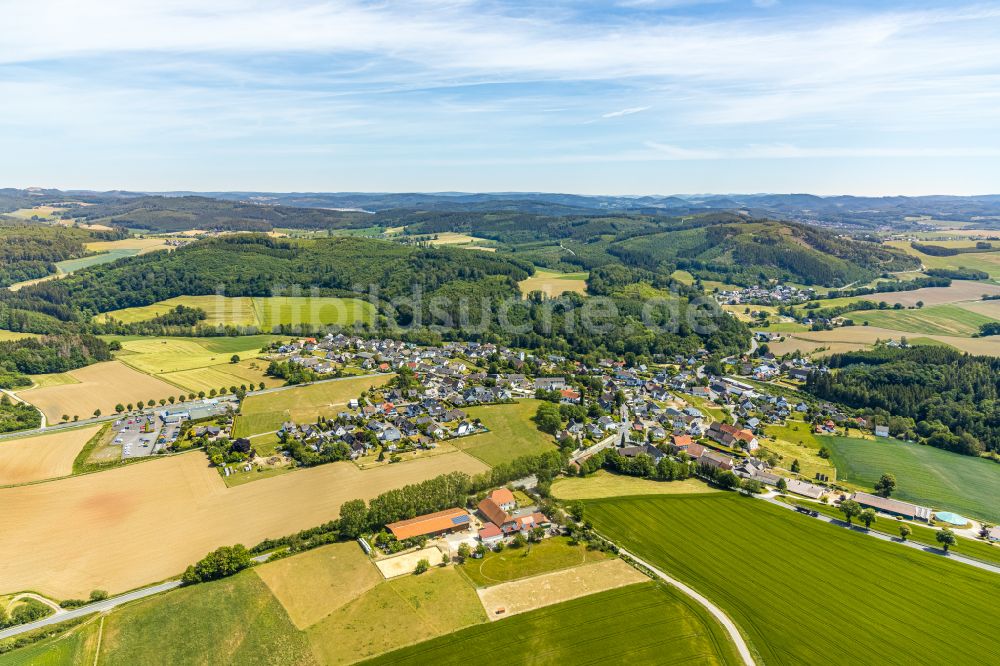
(0, 619), (100, 666)
(233, 374), (391, 436)
(850, 304), (995, 336)
(97, 573), (313, 665)
(366, 582), (741, 666)
(825, 436), (1000, 523)
(98, 295), (374, 330)
(56, 249), (142, 274)
(453, 399), (557, 466)
(586, 494), (1000, 666)
(458, 536), (608, 587)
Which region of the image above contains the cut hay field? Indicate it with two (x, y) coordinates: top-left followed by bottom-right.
(158, 359), (270, 394)
(550, 471), (719, 500)
(886, 240), (1000, 280)
(586, 494), (1000, 666)
(114, 336), (273, 374)
(768, 326), (1000, 357)
(98, 296), (374, 330)
(0, 425), (100, 486)
(850, 304), (995, 336)
(453, 399), (557, 466)
(307, 566), (486, 664)
(256, 542), (383, 630)
(0, 330), (38, 342)
(518, 269), (588, 297)
(84, 237), (170, 254)
(458, 536), (608, 588)
(15, 361), (178, 422)
(368, 582), (741, 666)
(234, 374), (391, 437)
(825, 436), (1000, 524)
(0, 450), (487, 599)
(802, 280), (1000, 311)
(475, 558), (646, 619)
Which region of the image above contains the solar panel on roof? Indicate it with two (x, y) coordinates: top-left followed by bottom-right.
(451, 515), (470, 525)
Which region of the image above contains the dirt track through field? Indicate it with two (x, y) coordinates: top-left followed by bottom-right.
(0, 451), (487, 599)
(0, 426), (100, 486)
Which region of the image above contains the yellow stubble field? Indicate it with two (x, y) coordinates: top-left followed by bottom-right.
(0, 450), (488, 599)
(0, 425), (101, 486)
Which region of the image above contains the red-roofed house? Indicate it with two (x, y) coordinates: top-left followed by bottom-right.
(487, 488), (517, 512)
(478, 523), (504, 547)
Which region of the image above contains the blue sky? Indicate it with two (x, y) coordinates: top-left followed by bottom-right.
(2, 0), (1000, 195)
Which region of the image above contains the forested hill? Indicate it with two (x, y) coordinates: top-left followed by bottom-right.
(805, 347), (1000, 456)
(0, 220), (124, 288)
(61, 195), (375, 232)
(398, 212), (917, 287)
(5, 235), (533, 317)
(0, 234), (750, 360)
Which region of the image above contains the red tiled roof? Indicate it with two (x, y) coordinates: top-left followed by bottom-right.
(386, 508), (470, 540)
(478, 498), (510, 527)
(478, 523), (502, 539)
(489, 488), (516, 506)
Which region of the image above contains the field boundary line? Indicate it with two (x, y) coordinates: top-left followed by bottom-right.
(592, 531), (756, 666)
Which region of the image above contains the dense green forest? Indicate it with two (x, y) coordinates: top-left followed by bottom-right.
(64, 195), (373, 232)
(0, 221), (124, 287)
(0, 394), (41, 433)
(0, 233), (749, 360)
(0, 334), (116, 388)
(805, 347), (1000, 456)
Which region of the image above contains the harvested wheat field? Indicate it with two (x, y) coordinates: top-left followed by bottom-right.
(0, 450), (487, 599)
(0, 425), (100, 486)
(85, 237), (171, 254)
(476, 559), (645, 620)
(768, 326), (1000, 357)
(859, 280), (1000, 307)
(256, 542), (382, 629)
(16, 361), (179, 422)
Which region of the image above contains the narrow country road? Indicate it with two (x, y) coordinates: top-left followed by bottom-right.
(615, 546), (756, 666)
(763, 496), (1000, 575)
(0, 581), (182, 641)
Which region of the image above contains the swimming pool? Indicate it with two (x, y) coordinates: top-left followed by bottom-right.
(935, 511), (968, 526)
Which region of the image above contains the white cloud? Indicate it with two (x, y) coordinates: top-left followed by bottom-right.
(602, 106), (651, 118)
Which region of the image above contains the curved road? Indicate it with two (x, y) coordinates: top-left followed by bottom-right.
(618, 546), (756, 666)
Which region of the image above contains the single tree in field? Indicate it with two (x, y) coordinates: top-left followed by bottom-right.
(93, 409), (101, 418)
(414, 559), (430, 575)
(874, 472), (897, 498)
(159, 399), (166, 406)
(197, 391), (206, 399)
(790, 459), (801, 474)
(456, 542), (471, 562)
(137, 401), (144, 410)
(168, 396), (175, 404)
(126, 403), (133, 412)
(61, 414), (69, 422)
(840, 499), (862, 525)
(860, 508), (877, 529)
(230, 354), (240, 364)
(899, 525), (912, 541)
(189, 393), (196, 400)
(115, 404), (125, 413)
(936, 528), (957, 552)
